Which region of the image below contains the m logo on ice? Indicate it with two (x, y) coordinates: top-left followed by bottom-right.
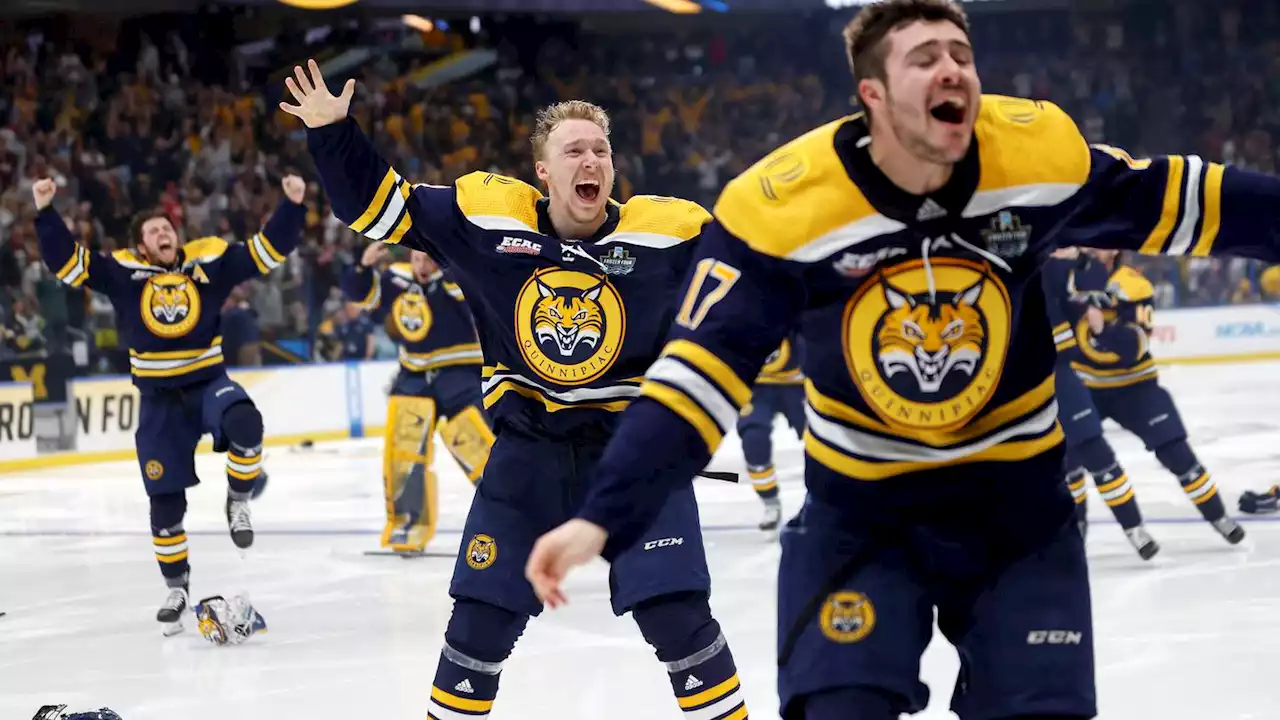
(844, 257), (1011, 432)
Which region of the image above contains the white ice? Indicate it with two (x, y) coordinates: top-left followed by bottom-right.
(2, 361), (1279, 720)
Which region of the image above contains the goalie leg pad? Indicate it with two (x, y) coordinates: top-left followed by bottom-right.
(440, 404), (496, 484)
(382, 394), (439, 551)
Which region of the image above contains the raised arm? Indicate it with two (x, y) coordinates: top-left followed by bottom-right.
(1063, 143), (1280, 262)
(341, 243), (391, 321)
(220, 175), (307, 284)
(31, 178), (130, 295)
(282, 60), (461, 267)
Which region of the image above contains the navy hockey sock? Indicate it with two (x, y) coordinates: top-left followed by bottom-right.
(150, 492), (189, 588)
(429, 598), (528, 720)
(797, 686), (899, 720)
(1075, 437), (1144, 530)
(1154, 440), (1226, 521)
(633, 592), (749, 719)
(220, 402), (264, 498)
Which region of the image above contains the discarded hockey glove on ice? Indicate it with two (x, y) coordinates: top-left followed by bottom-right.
(194, 594), (267, 646)
(1238, 486), (1279, 515)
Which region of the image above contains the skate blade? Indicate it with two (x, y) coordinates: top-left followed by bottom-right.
(161, 620), (185, 637)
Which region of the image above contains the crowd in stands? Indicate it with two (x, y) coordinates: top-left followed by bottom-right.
(0, 0), (1278, 369)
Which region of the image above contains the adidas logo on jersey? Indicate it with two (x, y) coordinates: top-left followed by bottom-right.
(917, 198), (946, 221)
(683, 674), (703, 691)
(454, 679), (475, 694)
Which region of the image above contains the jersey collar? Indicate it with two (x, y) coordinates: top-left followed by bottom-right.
(834, 115), (980, 227)
(535, 198), (620, 242)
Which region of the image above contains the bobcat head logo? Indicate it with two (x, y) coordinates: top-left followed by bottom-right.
(516, 268), (625, 386)
(150, 280), (191, 324)
(140, 272), (202, 339)
(465, 534), (497, 570)
(534, 275), (605, 358)
(820, 591), (876, 643)
(876, 277), (985, 394)
(398, 295), (426, 331)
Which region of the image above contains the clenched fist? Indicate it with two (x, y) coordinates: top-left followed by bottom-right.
(282, 174), (306, 205)
(32, 178), (57, 210)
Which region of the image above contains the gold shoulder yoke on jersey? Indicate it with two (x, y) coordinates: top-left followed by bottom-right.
(604, 195), (710, 249)
(111, 248), (156, 270)
(968, 95), (1091, 216)
(454, 171), (542, 234)
(1109, 265), (1155, 302)
(183, 236), (230, 263)
(713, 116), (887, 263)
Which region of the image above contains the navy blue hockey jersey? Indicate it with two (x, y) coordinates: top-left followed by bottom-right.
(1068, 261), (1160, 388)
(307, 118), (709, 437)
(564, 95), (1280, 558)
(341, 261), (482, 372)
(35, 202), (304, 392)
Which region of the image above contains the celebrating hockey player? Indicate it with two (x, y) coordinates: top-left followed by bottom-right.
(341, 243), (493, 553)
(738, 333), (805, 532)
(1042, 248), (1159, 559)
(32, 174), (305, 638)
(1069, 248), (1245, 545)
(283, 62), (750, 719)
(525, 0), (1280, 718)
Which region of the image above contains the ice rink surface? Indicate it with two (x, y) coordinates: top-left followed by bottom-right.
(3, 361), (1280, 720)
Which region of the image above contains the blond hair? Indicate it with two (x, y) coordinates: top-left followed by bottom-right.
(530, 100), (611, 160)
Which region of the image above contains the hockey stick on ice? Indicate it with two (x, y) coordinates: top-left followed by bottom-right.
(697, 470), (741, 483)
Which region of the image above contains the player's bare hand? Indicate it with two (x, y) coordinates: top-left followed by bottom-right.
(32, 178), (57, 210)
(1051, 247), (1080, 259)
(279, 59), (355, 129)
(361, 242), (389, 268)
(525, 519), (608, 610)
(1086, 305), (1104, 333)
(281, 174), (306, 204)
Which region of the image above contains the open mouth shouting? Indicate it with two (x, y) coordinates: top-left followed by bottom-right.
(574, 179), (601, 203)
(929, 96), (968, 126)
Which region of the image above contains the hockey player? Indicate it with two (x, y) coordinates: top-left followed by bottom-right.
(1070, 248), (1245, 545)
(738, 333), (805, 532)
(341, 243), (493, 553)
(1042, 248), (1159, 559)
(283, 63), (750, 719)
(33, 175), (305, 637)
(525, 1), (1280, 718)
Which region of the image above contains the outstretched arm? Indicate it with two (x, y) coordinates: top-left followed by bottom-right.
(1064, 143), (1280, 262)
(282, 60), (461, 266)
(526, 221), (807, 606)
(220, 175), (308, 283)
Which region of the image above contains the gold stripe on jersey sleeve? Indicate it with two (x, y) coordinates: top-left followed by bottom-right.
(1191, 162), (1225, 256)
(454, 171), (541, 233)
(640, 380), (724, 455)
(1138, 156), (1186, 254)
(56, 245), (89, 288)
(351, 168), (398, 234)
(659, 340), (752, 408)
(713, 117), (884, 262)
